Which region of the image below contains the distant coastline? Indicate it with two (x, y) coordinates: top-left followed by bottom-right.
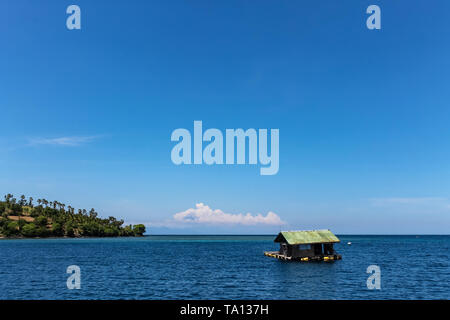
(0, 194), (146, 239)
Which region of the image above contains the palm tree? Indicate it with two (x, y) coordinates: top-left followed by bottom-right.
(20, 195), (26, 206)
(89, 209), (98, 219)
(4, 194), (13, 203)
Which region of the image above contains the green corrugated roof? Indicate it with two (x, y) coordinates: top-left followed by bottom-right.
(274, 229), (340, 245)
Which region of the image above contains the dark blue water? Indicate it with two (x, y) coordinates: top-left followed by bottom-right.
(0, 235), (448, 299)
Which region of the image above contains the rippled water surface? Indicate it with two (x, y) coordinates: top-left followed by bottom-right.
(0, 235), (448, 299)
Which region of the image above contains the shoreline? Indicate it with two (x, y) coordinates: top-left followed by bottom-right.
(1, 234), (448, 240)
(0, 235), (145, 240)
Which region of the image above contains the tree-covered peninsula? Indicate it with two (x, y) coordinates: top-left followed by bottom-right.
(0, 194), (146, 238)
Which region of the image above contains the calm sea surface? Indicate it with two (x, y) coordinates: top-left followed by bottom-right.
(0, 235), (448, 299)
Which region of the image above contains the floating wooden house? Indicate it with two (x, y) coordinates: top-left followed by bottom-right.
(264, 229), (342, 261)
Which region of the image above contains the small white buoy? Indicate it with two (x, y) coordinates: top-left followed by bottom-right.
(347, 242), (352, 245)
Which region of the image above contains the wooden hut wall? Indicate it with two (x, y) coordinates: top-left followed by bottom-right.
(290, 244), (315, 258)
(279, 243), (291, 256)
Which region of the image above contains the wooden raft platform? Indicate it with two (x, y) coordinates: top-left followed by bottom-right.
(264, 251), (342, 262)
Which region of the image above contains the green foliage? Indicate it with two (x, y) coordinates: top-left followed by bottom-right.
(133, 224), (146, 236)
(52, 222), (63, 236)
(0, 202), (6, 214)
(121, 225), (134, 236)
(0, 194), (146, 238)
(10, 203), (22, 215)
(4, 221), (19, 236)
(65, 221), (75, 237)
(21, 223), (37, 237)
(17, 218), (26, 230)
(36, 226), (49, 237)
(36, 216), (48, 227)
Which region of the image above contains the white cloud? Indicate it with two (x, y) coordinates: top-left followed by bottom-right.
(173, 203), (284, 226)
(29, 136), (98, 147)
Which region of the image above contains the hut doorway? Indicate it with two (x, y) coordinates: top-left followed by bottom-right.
(281, 243), (288, 256)
(324, 243), (334, 255)
(313, 244), (322, 255)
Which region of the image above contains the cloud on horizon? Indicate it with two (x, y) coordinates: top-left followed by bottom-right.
(370, 197), (449, 206)
(172, 203), (284, 226)
(369, 197), (450, 218)
(28, 136), (99, 147)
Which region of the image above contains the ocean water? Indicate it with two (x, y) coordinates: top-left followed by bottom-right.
(0, 235), (448, 300)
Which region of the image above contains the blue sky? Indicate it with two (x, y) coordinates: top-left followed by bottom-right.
(1, 0), (449, 234)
